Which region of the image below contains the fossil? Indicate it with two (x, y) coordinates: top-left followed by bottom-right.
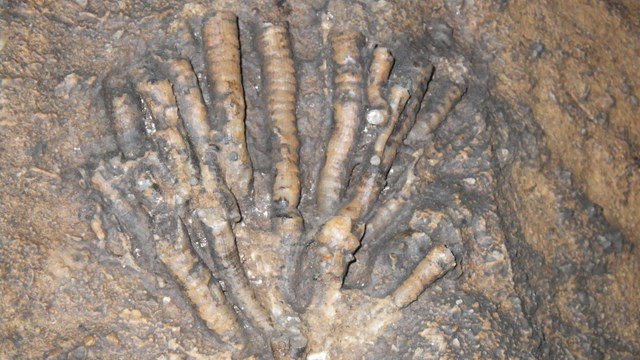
(89, 6), (467, 359)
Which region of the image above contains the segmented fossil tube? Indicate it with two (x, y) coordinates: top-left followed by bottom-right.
(352, 47), (395, 172)
(252, 29), (306, 340)
(341, 85), (409, 221)
(110, 92), (146, 160)
(274, 215), (305, 306)
(257, 22), (301, 217)
(308, 215), (360, 317)
(406, 82), (465, 145)
(196, 209), (274, 336)
(366, 47), (394, 125)
(364, 153), (419, 241)
(156, 225), (243, 346)
(162, 59), (211, 161)
(381, 65), (434, 172)
(373, 85), (409, 161)
(202, 11), (253, 199)
(390, 244), (456, 308)
(315, 215), (360, 280)
(91, 170), (157, 267)
(317, 31), (364, 216)
(136, 79), (180, 130)
(346, 153), (421, 287)
(136, 80), (195, 205)
(163, 58), (239, 220)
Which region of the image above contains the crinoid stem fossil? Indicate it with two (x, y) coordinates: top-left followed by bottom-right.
(160, 57), (240, 221)
(340, 85), (410, 222)
(257, 22), (301, 220)
(155, 220), (244, 348)
(194, 208), (274, 336)
(406, 81), (466, 145)
(359, 150), (423, 252)
(202, 11), (253, 201)
(135, 78), (195, 207)
(89, 7), (466, 358)
(256, 21), (306, 307)
(365, 46), (394, 126)
(108, 91), (146, 160)
(381, 64), (434, 172)
(317, 31), (365, 216)
(91, 169), (156, 266)
(389, 244), (456, 307)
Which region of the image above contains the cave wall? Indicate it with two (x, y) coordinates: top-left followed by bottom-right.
(0, 0), (638, 358)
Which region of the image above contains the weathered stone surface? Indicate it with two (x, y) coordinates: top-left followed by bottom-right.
(1, 0), (638, 358)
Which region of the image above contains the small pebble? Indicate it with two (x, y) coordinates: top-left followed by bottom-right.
(83, 335), (96, 347)
(367, 110), (384, 125)
(530, 42), (545, 59)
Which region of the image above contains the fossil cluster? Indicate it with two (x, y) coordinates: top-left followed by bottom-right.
(89, 5), (468, 359)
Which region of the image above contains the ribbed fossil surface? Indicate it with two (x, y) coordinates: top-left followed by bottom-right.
(4, 0), (640, 359)
(89, 4), (475, 359)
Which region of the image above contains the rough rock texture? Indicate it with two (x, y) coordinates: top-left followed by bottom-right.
(1, 0), (638, 359)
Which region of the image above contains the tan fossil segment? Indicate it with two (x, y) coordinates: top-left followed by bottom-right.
(316, 31), (365, 217)
(89, 9), (465, 359)
(107, 92), (146, 161)
(203, 11), (254, 202)
(365, 46), (394, 126)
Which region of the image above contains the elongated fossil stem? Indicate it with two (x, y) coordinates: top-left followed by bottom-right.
(162, 58), (240, 222)
(136, 79), (195, 207)
(373, 86), (410, 166)
(340, 171), (385, 229)
(346, 151), (421, 288)
(257, 22), (301, 218)
(365, 47), (394, 126)
(317, 31), (364, 216)
(91, 169), (157, 269)
(156, 221), (244, 348)
(194, 209), (274, 337)
(389, 244), (456, 308)
(275, 216), (305, 303)
(364, 151), (420, 240)
(315, 215), (361, 279)
(308, 214), (361, 318)
(256, 23), (306, 310)
(381, 65), (434, 172)
(141, 67), (263, 335)
(161, 59), (212, 163)
(308, 215), (360, 319)
(350, 48), (395, 189)
(311, 86), (409, 303)
(136, 79), (180, 130)
(96, 155), (244, 348)
(405, 82), (465, 146)
(203, 11), (253, 200)
(109, 91), (146, 160)
(341, 85), (409, 222)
